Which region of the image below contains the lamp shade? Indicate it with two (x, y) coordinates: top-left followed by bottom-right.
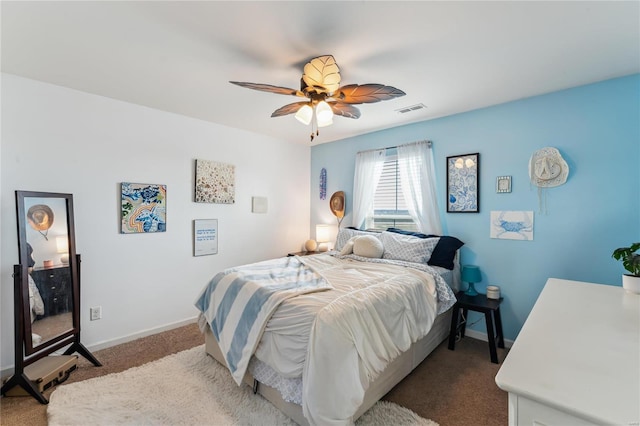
(56, 235), (70, 265)
(295, 104), (313, 125)
(316, 224), (331, 243)
(461, 265), (481, 283)
(56, 235), (69, 254)
(317, 115), (333, 128)
(315, 101), (333, 125)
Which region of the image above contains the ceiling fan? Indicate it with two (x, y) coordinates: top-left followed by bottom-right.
(230, 55), (406, 142)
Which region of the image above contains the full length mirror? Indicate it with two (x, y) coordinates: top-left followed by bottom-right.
(16, 191), (78, 356)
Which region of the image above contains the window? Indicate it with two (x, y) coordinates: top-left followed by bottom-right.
(366, 155), (418, 231)
(353, 141), (441, 235)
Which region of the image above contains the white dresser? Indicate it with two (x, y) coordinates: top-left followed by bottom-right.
(495, 278), (640, 425)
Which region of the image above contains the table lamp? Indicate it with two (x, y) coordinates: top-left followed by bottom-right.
(56, 235), (69, 264)
(316, 224), (331, 252)
(462, 265), (481, 296)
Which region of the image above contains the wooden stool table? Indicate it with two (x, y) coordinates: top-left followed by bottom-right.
(448, 291), (504, 363)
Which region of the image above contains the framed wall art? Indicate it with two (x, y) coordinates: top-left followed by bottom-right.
(490, 211), (534, 240)
(496, 176), (512, 193)
(251, 196), (268, 214)
(121, 182), (167, 233)
(194, 159), (235, 204)
(446, 153), (479, 213)
(319, 168), (327, 200)
(193, 219), (218, 256)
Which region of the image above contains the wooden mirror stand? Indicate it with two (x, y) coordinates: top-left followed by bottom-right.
(1, 191), (101, 404)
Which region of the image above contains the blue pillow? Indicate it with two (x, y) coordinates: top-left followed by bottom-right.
(427, 236), (464, 269)
(385, 228), (430, 239)
(386, 228), (464, 270)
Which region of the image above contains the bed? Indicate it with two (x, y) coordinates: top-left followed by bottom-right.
(195, 228), (463, 425)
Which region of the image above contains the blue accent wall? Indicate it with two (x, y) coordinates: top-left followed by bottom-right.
(311, 74), (640, 340)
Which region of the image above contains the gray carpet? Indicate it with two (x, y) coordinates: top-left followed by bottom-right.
(0, 322), (508, 425)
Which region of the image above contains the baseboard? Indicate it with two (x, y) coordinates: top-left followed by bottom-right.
(464, 328), (514, 348)
(1, 316), (198, 379)
(83, 316), (199, 353)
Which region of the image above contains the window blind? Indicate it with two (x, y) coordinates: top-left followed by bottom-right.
(369, 156), (417, 231)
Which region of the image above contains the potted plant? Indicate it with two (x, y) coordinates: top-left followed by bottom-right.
(612, 242), (640, 294)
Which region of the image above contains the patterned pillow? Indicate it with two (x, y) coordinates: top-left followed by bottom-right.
(386, 228), (464, 270)
(335, 228), (380, 251)
(379, 231), (439, 264)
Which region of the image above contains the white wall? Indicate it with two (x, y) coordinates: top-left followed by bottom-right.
(1, 74), (311, 370)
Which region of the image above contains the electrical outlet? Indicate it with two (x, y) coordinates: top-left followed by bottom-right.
(90, 306), (102, 321)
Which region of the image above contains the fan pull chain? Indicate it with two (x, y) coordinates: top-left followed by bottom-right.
(310, 115), (318, 142)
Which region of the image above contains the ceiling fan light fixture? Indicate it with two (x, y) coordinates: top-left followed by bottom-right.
(315, 100), (333, 124)
(317, 115), (333, 128)
(295, 104), (313, 125)
(230, 55), (406, 141)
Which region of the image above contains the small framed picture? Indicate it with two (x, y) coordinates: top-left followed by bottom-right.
(496, 176), (512, 193)
(193, 219), (218, 256)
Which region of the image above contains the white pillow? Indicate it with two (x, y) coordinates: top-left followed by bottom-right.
(335, 228), (380, 251)
(379, 231), (439, 263)
(339, 236), (357, 255)
(352, 235), (384, 258)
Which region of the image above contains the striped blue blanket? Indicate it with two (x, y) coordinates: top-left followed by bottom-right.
(194, 256), (332, 385)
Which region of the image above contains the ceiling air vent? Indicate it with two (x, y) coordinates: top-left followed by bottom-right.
(396, 103), (427, 114)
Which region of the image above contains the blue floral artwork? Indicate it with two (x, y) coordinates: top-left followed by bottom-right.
(446, 153), (479, 213)
(490, 211), (534, 240)
(121, 182), (167, 233)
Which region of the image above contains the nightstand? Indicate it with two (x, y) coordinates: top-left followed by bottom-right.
(448, 291), (504, 363)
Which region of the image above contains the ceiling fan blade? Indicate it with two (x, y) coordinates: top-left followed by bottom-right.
(330, 103), (361, 119)
(271, 101), (309, 118)
(230, 81), (304, 97)
(302, 55), (341, 94)
(334, 84), (406, 104)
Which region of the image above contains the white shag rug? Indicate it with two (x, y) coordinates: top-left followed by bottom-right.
(47, 345), (438, 426)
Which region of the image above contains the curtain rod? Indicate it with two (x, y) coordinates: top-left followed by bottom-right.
(357, 140), (432, 155)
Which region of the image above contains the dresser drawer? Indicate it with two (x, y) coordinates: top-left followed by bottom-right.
(31, 266), (72, 317)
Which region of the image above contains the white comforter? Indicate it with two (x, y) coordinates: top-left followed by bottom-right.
(254, 254), (454, 379)
(197, 253), (454, 425)
(194, 256), (332, 385)
(297, 255), (439, 425)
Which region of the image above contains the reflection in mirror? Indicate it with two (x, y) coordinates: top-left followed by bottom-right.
(17, 192), (77, 355)
(29, 264), (73, 348)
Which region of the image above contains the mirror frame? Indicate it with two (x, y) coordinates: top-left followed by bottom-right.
(16, 190), (79, 357)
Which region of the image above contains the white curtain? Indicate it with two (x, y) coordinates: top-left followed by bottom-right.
(397, 141), (443, 234)
(352, 149), (385, 229)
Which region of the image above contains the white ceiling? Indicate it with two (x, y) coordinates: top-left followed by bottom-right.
(2, 1), (639, 145)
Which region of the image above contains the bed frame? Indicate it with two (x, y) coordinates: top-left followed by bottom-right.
(204, 308), (453, 425)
